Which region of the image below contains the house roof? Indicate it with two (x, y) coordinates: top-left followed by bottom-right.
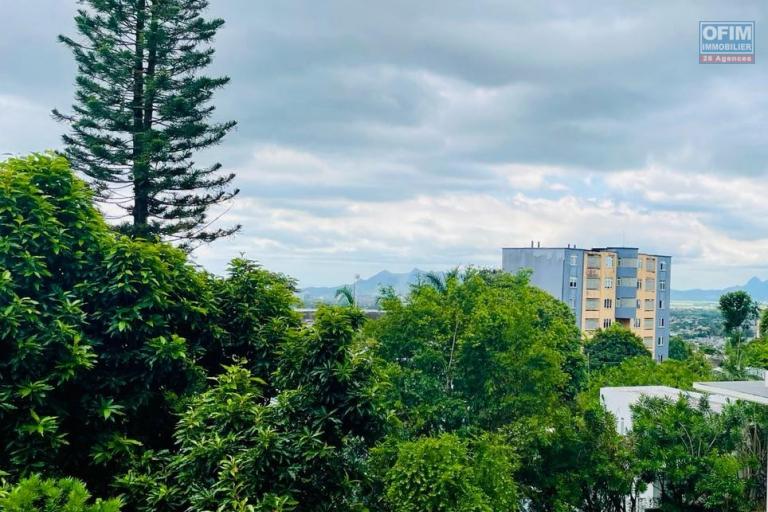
(693, 381), (768, 405)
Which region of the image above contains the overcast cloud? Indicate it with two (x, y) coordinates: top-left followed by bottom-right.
(1, 1), (766, 288)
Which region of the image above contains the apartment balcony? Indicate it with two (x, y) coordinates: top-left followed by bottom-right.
(615, 306), (637, 319)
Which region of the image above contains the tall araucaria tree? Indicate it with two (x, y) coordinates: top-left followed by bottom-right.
(53, 0), (239, 245)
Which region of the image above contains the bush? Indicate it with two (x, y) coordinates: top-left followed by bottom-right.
(0, 475), (121, 512)
(383, 434), (518, 512)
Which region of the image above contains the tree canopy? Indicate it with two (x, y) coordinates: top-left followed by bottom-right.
(584, 324), (651, 371)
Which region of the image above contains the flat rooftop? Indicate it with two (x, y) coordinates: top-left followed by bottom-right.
(502, 246), (671, 258)
(694, 381), (768, 405)
(601, 385), (731, 410)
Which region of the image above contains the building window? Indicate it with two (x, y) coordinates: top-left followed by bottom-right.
(618, 277), (637, 288)
(570, 255), (578, 266)
(657, 336), (664, 346)
(604, 298), (613, 309)
(659, 318), (665, 328)
(586, 278), (600, 290)
(645, 278), (655, 289)
(658, 300), (665, 309)
(569, 297), (576, 309)
(637, 280), (642, 289)
(659, 280), (666, 291)
(634, 318), (642, 328)
(585, 318), (599, 330)
(604, 278), (613, 289)
(605, 256), (614, 268)
(586, 298), (600, 311)
(659, 261), (666, 272)
(569, 277), (578, 288)
(603, 318), (613, 328)
(636, 299), (641, 308)
(644, 299), (654, 311)
(587, 255), (601, 268)
(643, 318), (654, 329)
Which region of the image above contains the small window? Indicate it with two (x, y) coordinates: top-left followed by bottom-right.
(659, 318), (665, 328)
(659, 261), (666, 272)
(605, 256), (613, 268)
(570, 255), (578, 266)
(658, 300), (665, 309)
(634, 318), (642, 328)
(585, 318), (599, 330)
(603, 318), (612, 328)
(659, 280), (666, 291)
(637, 280), (642, 289)
(603, 298), (613, 309)
(569, 297), (576, 308)
(604, 278), (613, 289)
(569, 277), (578, 288)
(657, 336), (664, 346)
(586, 298), (600, 311)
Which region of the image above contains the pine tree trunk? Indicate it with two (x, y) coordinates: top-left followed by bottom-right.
(132, 0), (149, 228)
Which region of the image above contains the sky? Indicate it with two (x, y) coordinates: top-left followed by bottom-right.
(1, 1), (767, 289)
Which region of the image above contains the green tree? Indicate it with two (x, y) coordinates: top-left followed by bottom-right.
(202, 257), (300, 391)
(631, 396), (750, 511)
(585, 324), (651, 371)
(586, 355), (713, 395)
(720, 291), (759, 375)
(382, 433), (518, 512)
(668, 335), (694, 361)
(759, 308), (768, 339)
(743, 338), (768, 370)
(0, 475), (121, 512)
(513, 403), (636, 512)
(335, 285), (356, 306)
(371, 268), (585, 435)
(119, 306), (386, 512)
(720, 292), (758, 335)
(0, 155), (296, 497)
(0, 154), (215, 490)
(53, 0), (238, 244)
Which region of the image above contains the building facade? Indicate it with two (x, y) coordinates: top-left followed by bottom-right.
(502, 246), (671, 360)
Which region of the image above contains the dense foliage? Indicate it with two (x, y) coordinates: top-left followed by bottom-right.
(6, 153), (768, 511)
(584, 324), (651, 371)
(631, 396), (753, 512)
(0, 154), (295, 494)
(0, 475), (121, 512)
(382, 433), (518, 512)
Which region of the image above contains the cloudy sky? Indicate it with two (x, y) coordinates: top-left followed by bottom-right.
(1, 1), (766, 289)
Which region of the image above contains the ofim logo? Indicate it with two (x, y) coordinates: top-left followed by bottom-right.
(699, 21), (755, 64)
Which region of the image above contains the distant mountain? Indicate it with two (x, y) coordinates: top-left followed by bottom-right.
(298, 269), (429, 307)
(672, 276), (768, 302)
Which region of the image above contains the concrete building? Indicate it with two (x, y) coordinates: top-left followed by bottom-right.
(502, 245), (672, 360)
